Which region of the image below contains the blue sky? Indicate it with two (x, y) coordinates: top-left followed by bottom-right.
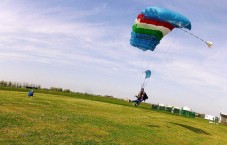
(0, 0), (227, 116)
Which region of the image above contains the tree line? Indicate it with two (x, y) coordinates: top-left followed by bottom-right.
(0, 80), (41, 89)
(0, 80), (70, 92)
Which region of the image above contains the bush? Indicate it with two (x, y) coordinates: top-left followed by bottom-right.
(50, 87), (63, 92)
(63, 89), (71, 93)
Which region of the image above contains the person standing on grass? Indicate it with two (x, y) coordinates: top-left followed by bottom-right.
(28, 90), (34, 97)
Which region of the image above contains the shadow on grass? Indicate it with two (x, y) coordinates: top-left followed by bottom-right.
(146, 125), (160, 128)
(170, 122), (211, 135)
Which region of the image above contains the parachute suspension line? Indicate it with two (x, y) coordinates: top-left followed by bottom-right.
(141, 51), (153, 89)
(140, 79), (144, 88)
(141, 79), (145, 88)
(141, 78), (150, 89)
(139, 50), (151, 89)
(142, 29), (181, 90)
(178, 27), (213, 48)
(141, 78), (146, 88)
(139, 50), (146, 88)
(156, 15), (213, 48)
(179, 27), (206, 42)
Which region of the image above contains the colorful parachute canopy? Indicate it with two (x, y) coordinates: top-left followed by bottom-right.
(145, 70), (151, 79)
(130, 6), (191, 51)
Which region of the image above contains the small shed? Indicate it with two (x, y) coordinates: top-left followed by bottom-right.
(181, 106), (195, 118)
(172, 107), (180, 114)
(165, 105), (173, 113)
(158, 104), (166, 111)
(220, 113), (227, 124)
(182, 106), (191, 111)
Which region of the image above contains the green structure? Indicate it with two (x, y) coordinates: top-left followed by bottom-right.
(181, 109), (196, 118)
(151, 104), (195, 118)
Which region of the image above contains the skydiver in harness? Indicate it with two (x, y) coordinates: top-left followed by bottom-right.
(128, 88), (148, 106)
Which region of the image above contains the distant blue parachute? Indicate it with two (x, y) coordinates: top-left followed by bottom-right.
(145, 70), (151, 79)
(141, 70), (151, 88)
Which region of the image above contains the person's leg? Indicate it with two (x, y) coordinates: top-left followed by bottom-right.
(132, 100), (140, 106)
(132, 100), (139, 103)
(137, 100), (142, 105)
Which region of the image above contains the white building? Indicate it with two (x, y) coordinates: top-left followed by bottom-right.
(220, 113), (227, 124)
(182, 106), (191, 111)
(205, 114), (215, 121)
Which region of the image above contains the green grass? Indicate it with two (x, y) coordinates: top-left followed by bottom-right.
(0, 89), (227, 145)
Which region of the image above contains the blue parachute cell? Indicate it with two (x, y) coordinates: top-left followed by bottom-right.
(142, 6), (191, 30)
(130, 31), (160, 51)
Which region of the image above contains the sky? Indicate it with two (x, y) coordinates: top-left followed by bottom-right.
(0, 0), (227, 116)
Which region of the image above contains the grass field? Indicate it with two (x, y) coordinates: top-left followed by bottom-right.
(0, 89), (227, 145)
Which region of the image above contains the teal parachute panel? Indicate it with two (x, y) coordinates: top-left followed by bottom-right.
(145, 70), (151, 79)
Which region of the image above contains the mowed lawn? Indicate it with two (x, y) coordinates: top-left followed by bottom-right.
(0, 90), (227, 145)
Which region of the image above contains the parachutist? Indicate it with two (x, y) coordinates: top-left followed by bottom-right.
(129, 88), (148, 106)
